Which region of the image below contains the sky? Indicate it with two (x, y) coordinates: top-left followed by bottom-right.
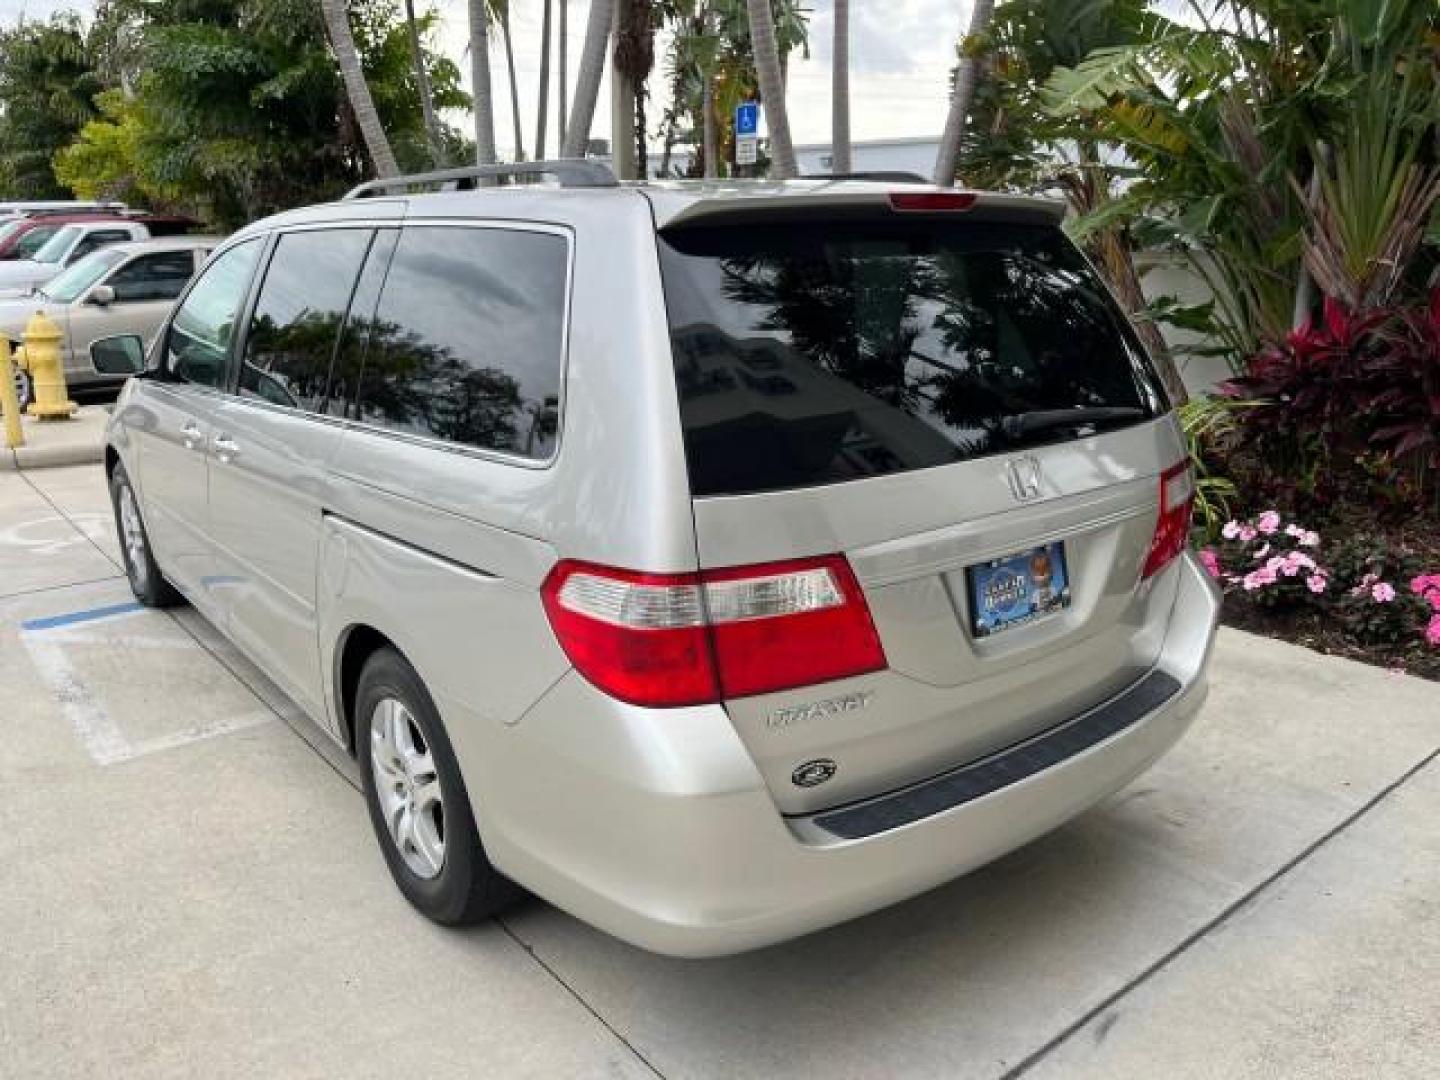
(0, 0), (972, 159)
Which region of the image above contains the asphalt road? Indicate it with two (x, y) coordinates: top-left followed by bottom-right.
(2, 463), (1437, 1079)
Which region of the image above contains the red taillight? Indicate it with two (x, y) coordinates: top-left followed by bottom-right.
(888, 192), (978, 212)
(1142, 462), (1195, 579)
(540, 555), (887, 708)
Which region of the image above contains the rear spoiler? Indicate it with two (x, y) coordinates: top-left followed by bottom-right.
(651, 186), (1066, 231)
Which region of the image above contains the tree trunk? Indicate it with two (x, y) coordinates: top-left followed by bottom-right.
(558, 0), (568, 149)
(610, 0), (637, 178)
(536, 0), (552, 159)
(320, 0), (399, 178)
(468, 0), (497, 167)
(746, 0), (796, 178)
(932, 0), (993, 187)
(702, 71), (718, 179)
(499, 14), (525, 159)
(562, 0), (615, 159)
(831, 0), (851, 174)
(403, 0), (444, 166)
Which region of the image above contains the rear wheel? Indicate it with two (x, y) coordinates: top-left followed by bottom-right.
(109, 462), (182, 607)
(356, 647), (522, 924)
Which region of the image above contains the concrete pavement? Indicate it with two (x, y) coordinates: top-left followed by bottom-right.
(2, 463), (1437, 1079)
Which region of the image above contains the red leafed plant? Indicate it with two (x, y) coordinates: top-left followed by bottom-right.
(1222, 289), (1440, 506)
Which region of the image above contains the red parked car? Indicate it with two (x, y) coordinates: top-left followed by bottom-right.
(0, 211), (198, 262)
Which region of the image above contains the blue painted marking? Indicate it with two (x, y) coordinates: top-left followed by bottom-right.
(735, 102), (759, 137)
(21, 601), (144, 632)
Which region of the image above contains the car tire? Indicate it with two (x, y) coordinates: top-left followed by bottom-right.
(109, 462), (183, 608)
(357, 647), (524, 925)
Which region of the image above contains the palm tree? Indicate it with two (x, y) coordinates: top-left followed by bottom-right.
(746, 0), (797, 177)
(562, 0), (617, 158)
(319, 0), (399, 177)
(536, 0), (553, 158)
(469, 0), (498, 165)
(559, 0), (569, 148)
(933, 0), (994, 186)
(497, 3), (526, 159)
(831, 0), (850, 174)
(402, 0), (445, 165)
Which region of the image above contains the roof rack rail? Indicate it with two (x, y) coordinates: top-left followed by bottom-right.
(342, 159), (618, 200)
(801, 171), (929, 184)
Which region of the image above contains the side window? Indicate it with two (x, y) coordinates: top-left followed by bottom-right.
(106, 251), (196, 303)
(240, 228), (373, 412)
(165, 239), (262, 389)
(69, 229), (132, 263)
(356, 226), (567, 459)
(13, 226), (57, 258)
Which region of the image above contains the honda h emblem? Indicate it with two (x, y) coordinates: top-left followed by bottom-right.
(1006, 456), (1043, 502)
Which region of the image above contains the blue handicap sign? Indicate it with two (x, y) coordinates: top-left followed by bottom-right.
(735, 102), (759, 137)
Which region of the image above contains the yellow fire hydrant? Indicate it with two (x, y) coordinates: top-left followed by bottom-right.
(18, 309), (75, 420)
(0, 336), (24, 448)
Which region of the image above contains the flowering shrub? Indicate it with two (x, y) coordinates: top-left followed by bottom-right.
(1206, 510), (1327, 608)
(1204, 511), (1440, 653)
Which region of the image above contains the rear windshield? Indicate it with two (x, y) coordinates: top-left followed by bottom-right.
(658, 218), (1164, 498)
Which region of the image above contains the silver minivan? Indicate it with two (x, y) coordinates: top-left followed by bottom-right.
(102, 163), (1220, 957)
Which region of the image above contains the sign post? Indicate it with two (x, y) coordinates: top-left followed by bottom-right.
(734, 102), (759, 171)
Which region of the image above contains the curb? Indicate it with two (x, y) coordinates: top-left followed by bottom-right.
(1, 441), (105, 471)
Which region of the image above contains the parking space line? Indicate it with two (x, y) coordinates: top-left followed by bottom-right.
(19, 601), (274, 767)
(21, 600), (143, 632)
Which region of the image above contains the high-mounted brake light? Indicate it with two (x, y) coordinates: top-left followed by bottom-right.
(1142, 461), (1195, 579)
(541, 555), (887, 707)
(888, 192), (978, 212)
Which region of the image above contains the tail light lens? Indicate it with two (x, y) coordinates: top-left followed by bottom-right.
(541, 555), (887, 707)
(1142, 461), (1196, 579)
(888, 192), (977, 212)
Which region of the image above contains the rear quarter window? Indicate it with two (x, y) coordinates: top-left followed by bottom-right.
(354, 225), (567, 461)
(658, 218), (1164, 497)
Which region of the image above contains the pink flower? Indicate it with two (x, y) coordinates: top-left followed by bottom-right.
(1411, 574), (1440, 612)
(1284, 523), (1303, 538)
(1279, 550), (1314, 577)
(1237, 525), (1258, 543)
(1352, 572), (1379, 596)
(1221, 521), (1242, 540)
(1257, 510), (1282, 535)
(1199, 548), (1222, 579)
(1243, 566), (1278, 590)
(1372, 581), (1397, 603)
(1306, 574), (1328, 594)
(1300, 531), (1319, 547)
(1426, 614), (1440, 647)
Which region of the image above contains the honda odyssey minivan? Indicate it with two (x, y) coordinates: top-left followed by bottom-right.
(101, 163), (1220, 957)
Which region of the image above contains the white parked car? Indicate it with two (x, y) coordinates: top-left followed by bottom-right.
(3, 236), (220, 405)
(0, 215), (197, 297)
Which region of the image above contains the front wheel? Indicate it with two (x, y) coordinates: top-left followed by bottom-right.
(109, 462), (182, 607)
(357, 647), (523, 924)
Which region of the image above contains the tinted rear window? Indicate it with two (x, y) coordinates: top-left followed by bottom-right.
(658, 219), (1163, 498)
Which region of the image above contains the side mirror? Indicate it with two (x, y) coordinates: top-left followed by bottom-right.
(88, 284), (115, 307)
(89, 334), (147, 376)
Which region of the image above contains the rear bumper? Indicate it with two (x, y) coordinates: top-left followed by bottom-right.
(477, 552), (1221, 958)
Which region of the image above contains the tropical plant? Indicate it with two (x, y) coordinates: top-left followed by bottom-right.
(0, 15), (101, 198)
(321, 0), (399, 177)
(562, 0), (617, 157)
(469, 0), (498, 164)
(746, 0), (796, 177)
(535, 0), (553, 157)
(933, 0), (994, 186)
(1178, 394), (1255, 539)
(830, 0), (850, 174)
(402, 0), (444, 164)
(55, 0), (465, 225)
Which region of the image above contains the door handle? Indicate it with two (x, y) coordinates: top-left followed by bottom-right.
(181, 421), (203, 450)
(212, 433), (239, 463)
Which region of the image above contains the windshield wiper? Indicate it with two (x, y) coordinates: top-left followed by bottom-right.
(1000, 406), (1146, 442)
